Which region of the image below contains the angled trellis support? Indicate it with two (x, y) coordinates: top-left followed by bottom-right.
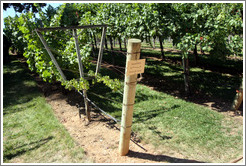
(36, 25), (108, 123)
(36, 30), (67, 81)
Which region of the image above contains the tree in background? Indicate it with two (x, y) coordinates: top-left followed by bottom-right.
(172, 3), (243, 96)
(3, 34), (11, 63)
(3, 3), (46, 13)
(3, 2), (243, 97)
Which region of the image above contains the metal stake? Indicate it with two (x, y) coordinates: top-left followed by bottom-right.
(73, 29), (85, 78)
(95, 27), (107, 75)
(73, 29), (91, 122)
(36, 30), (67, 81)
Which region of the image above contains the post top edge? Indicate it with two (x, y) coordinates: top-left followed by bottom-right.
(128, 39), (141, 43)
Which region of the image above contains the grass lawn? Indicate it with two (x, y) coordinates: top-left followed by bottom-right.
(87, 48), (243, 163)
(88, 82), (243, 163)
(102, 47), (242, 103)
(3, 44), (243, 163)
(3, 57), (89, 163)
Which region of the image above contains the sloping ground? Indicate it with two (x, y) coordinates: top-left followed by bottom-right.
(4, 56), (242, 163)
(3, 59), (88, 163)
(35, 76), (243, 163)
(36, 79), (204, 163)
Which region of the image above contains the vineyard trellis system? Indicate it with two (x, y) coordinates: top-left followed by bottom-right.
(36, 24), (121, 123)
(36, 25), (145, 155)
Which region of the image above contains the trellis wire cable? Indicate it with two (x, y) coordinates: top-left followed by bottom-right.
(104, 48), (128, 55)
(104, 48), (141, 56)
(101, 60), (126, 76)
(36, 25), (123, 123)
(77, 91), (120, 123)
(89, 92), (122, 104)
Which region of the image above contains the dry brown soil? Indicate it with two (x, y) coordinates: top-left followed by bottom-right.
(35, 77), (243, 163)
(27, 50), (243, 163)
(35, 77), (205, 163)
(32, 59), (243, 163)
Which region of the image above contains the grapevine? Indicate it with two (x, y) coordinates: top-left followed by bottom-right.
(4, 3), (243, 95)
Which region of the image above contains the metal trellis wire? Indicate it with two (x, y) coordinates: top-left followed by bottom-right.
(35, 24), (122, 123)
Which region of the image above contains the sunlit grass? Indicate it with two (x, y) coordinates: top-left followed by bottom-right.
(3, 58), (89, 163)
(87, 48), (243, 162)
(88, 81), (243, 163)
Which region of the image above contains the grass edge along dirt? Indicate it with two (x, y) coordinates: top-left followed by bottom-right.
(3, 57), (91, 163)
(88, 82), (243, 163)
(88, 46), (243, 163)
(3, 55), (243, 163)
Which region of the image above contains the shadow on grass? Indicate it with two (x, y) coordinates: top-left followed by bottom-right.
(91, 48), (243, 112)
(86, 81), (177, 120)
(139, 57), (242, 112)
(142, 49), (243, 76)
(133, 106), (173, 123)
(99, 49), (242, 111)
(148, 126), (172, 140)
(4, 136), (54, 161)
(3, 59), (41, 114)
(127, 150), (205, 163)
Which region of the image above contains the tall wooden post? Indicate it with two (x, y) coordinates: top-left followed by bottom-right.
(119, 39), (141, 156)
(159, 36), (165, 60)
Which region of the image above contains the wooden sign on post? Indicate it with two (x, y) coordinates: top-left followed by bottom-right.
(126, 59), (146, 76)
(119, 38), (142, 156)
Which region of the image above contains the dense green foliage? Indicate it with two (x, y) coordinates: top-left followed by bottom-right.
(173, 3), (243, 57)
(4, 3), (243, 92)
(3, 3), (46, 13)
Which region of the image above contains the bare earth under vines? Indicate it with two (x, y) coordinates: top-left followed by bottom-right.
(36, 77), (208, 163)
(35, 75), (243, 163)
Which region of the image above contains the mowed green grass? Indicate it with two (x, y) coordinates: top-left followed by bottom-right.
(3, 47), (243, 163)
(102, 47), (242, 102)
(88, 82), (243, 163)
(3, 58), (89, 163)
(132, 85), (243, 163)
(87, 50), (243, 162)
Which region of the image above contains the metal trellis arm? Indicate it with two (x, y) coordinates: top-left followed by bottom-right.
(36, 30), (67, 81)
(73, 29), (85, 78)
(95, 26), (107, 75)
(35, 25), (109, 123)
(36, 24), (108, 32)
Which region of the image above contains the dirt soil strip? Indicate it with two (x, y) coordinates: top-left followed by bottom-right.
(36, 79), (203, 163)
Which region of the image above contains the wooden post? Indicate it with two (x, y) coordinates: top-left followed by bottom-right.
(119, 37), (122, 51)
(109, 36), (115, 65)
(119, 39), (141, 156)
(159, 36), (165, 60)
(182, 52), (190, 96)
